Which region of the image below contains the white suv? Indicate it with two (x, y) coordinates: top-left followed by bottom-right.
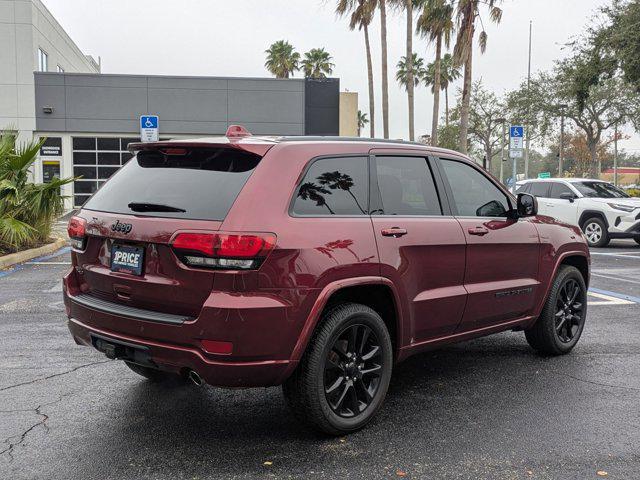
(516, 178), (640, 247)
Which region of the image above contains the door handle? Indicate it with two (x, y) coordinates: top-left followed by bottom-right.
(468, 226), (489, 236)
(381, 227), (408, 238)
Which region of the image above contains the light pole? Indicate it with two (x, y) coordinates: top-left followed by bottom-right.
(495, 117), (506, 183)
(558, 104), (568, 177)
(614, 122), (619, 186)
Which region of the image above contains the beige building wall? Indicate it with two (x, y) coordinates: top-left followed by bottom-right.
(339, 91), (358, 137)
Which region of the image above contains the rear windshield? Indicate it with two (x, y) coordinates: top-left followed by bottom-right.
(83, 148), (261, 220)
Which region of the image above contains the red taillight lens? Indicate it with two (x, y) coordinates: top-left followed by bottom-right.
(170, 231), (276, 269)
(171, 232), (215, 256)
(67, 216), (87, 250)
(201, 339), (233, 355)
(215, 234), (275, 258)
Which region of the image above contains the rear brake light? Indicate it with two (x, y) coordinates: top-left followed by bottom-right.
(170, 232), (276, 270)
(67, 216), (87, 250)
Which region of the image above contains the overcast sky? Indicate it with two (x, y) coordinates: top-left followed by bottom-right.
(42, 0), (639, 151)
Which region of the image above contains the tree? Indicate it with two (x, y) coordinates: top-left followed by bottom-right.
(452, 0), (503, 153)
(357, 110), (369, 136)
(423, 53), (460, 127)
(396, 53), (426, 90)
(318, 171), (366, 213)
(465, 81), (505, 170)
(380, 0), (390, 138)
(417, 0), (454, 145)
(527, 57), (640, 178)
(336, 0), (377, 137)
(264, 40), (300, 78)
(302, 48), (335, 79)
(392, 0), (416, 140)
(0, 133), (74, 253)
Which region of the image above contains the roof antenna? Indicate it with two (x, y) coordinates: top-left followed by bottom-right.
(226, 125), (252, 139)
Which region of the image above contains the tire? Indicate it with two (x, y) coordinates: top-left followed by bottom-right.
(525, 265), (587, 355)
(125, 361), (188, 384)
(282, 303), (393, 435)
(582, 216), (609, 248)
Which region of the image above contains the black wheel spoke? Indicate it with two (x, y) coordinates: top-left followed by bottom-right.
(325, 376), (344, 394)
(362, 345), (380, 361)
(553, 277), (585, 344)
(324, 323), (383, 418)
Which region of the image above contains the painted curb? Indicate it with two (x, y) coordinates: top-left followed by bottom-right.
(0, 238), (68, 270)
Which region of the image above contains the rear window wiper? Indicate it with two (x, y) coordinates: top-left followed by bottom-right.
(127, 202), (186, 213)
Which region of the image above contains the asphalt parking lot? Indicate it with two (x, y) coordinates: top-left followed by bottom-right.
(1, 241), (639, 480)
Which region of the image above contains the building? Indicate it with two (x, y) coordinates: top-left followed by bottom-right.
(1, 0), (358, 210)
(1, 0), (100, 139)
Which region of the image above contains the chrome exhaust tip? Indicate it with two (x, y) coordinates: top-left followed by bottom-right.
(188, 370), (203, 386)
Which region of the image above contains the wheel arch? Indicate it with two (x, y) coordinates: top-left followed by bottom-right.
(287, 277), (403, 368)
(578, 210), (609, 230)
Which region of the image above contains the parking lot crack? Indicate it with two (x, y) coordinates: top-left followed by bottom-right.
(0, 404), (49, 461)
(547, 370), (640, 391)
(0, 360), (112, 393)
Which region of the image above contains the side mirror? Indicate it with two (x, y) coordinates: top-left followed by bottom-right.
(517, 193), (538, 217)
(559, 192), (575, 203)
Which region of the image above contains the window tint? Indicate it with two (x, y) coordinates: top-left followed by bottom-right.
(515, 183), (529, 194)
(573, 181), (629, 198)
(528, 182), (550, 198)
(375, 156), (441, 215)
(293, 156), (368, 215)
(549, 182), (574, 199)
(440, 159), (510, 217)
(83, 148), (261, 220)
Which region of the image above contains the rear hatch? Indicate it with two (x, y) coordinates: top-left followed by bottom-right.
(70, 141), (272, 318)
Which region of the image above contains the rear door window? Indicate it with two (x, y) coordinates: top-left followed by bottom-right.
(549, 182), (574, 199)
(374, 156), (442, 215)
(292, 156), (368, 215)
(83, 148), (261, 220)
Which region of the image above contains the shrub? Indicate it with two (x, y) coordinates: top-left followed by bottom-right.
(0, 132), (74, 253)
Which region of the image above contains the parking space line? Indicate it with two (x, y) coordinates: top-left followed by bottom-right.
(590, 252), (640, 259)
(0, 246), (71, 278)
(591, 272), (640, 286)
(24, 261), (71, 265)
(587, 291), (635, 306)
(588, 287), (640, 304)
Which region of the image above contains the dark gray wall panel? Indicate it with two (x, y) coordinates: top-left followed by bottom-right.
(304, 78), (339, 135)
(148, 89), (228, 121)
(33, 73), (335, 136)
(228, 90), (303, 123)
(65, 86), (147, 119)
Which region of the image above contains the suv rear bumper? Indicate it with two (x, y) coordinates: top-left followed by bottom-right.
(67, 317), (293, 387)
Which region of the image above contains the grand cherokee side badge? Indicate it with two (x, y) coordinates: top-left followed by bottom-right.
(111, 220), (132, 234)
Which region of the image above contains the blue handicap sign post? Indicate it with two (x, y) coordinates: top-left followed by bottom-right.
(140, 115), (159, 142)
(510, 126), (524, 138)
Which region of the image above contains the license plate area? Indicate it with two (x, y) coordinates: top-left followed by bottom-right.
(111, 243), (145, 276)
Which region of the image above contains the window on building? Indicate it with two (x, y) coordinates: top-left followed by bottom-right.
(38, 48), (48, 72)
(293, 156), (368, 215)
(57, 65), (64, 73)
(72, 137), (141, 207)
(374, 156), (442, 216)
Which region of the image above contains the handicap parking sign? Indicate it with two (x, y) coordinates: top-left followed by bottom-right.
(140, 115), (159, 142)
(510, 126), (524, 138)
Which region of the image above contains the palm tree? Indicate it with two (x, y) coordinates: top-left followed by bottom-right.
(297, 182), (334, 214)
(396, 53), (426, 90)
(357, 110), (369, 136)
(452, 0), (503, 153)
(0, 132), (74, 252)
(336, 0), (377, 138)
(302, 48), (335, 78)
(390, 0), (416, 140)
(423, 53), (461, 126)
(380, 0), (390, 138)
(417, 0), (454, 146)
(264, 40), (300, 78)
(317, 171), (365, 214)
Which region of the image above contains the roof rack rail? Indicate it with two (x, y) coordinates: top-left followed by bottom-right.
(278, 136), (426, 147)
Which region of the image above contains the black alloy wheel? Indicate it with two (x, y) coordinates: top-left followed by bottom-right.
(554, 278), (585, 343)
(323, 324), (382, 418)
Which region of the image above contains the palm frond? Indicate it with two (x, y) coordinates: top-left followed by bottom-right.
(0, 216), (37, 251)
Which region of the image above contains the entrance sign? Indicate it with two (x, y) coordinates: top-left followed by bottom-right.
(140, 115), (159, 142)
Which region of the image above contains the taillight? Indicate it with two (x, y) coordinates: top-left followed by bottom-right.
(170, 232), (276, 270)
(67, 216), (87, 250)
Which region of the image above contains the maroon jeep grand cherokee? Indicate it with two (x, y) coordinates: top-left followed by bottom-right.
(63, 127), (590, 434)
